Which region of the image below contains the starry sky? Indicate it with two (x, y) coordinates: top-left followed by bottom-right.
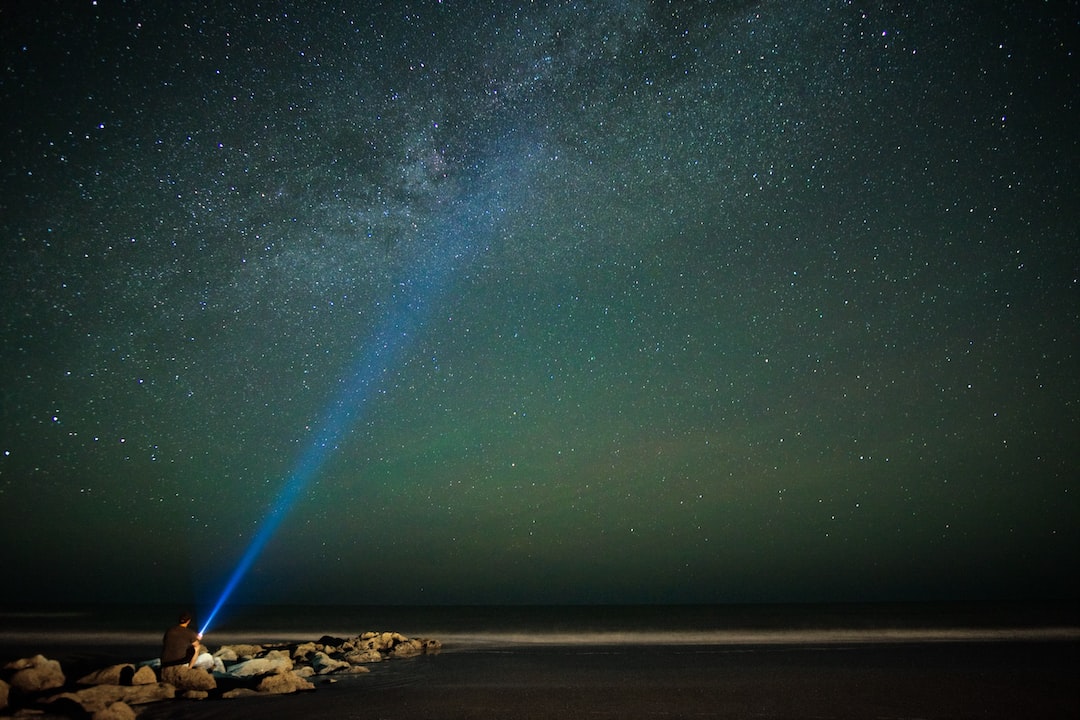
(2, 1), (1077, 608)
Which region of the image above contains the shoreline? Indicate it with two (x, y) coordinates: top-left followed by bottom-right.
(4, 628), (1077, 719)
(139, 637), (1080, 720)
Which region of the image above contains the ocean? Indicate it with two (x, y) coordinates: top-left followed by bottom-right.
(2, 602), (1077, 719)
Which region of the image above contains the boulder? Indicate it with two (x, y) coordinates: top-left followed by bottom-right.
(92, 700), (137, 720)
(48, 682), (175, 713)
(131, 666), (157, 685)
(256, 671), (315, 694)
(292, 641), (318, 660)
(311, 651), (350, 675)
(344, 648), (383, 664)
(78, 663), (135, 686)
(391, 639), (423, 657)
(6, 654), (65, 692)
(227, 649), (293, 677)
(2, 629), (439, 714)
(357, 631), (392, 652)
(161, 665), (216, 692)
(213, 646), (239, 663)
(215, 643), (264, 661)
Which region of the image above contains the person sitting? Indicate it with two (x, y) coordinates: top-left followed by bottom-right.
(160, 611), (217, 690)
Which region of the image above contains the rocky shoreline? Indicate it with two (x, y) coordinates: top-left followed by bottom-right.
(0, 630), (441, 718)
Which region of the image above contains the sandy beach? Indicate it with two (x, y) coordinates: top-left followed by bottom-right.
(4, 604), (1077, 719)
(122, 639), (1078, 720)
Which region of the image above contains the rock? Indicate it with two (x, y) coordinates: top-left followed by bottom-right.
(6, 654), (65, 693)
(213, 646), (239, 662)
(357, 632), (391, 652)
(215, 643), (263, 661)
(131, 665), (157, 685)
(48, 682), (175, 713)
(227, 649), (293, 677)
(161, 665), (216, 692)
(293, 641), (318, 660)
(222, 687), (261, 699)
(78, 663), (136, 686)
(3, 629), (439, 714)
(256, 671), (315, 694)
(344, 648), (383, 664)
(391, 639), (423, 657)
(92, 700), (137, 720)
(310, 651), (350, 675)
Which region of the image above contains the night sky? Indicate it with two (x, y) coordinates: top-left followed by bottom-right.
(2, 1), (1077, 608)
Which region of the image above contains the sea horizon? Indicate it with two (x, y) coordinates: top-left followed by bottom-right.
(3, 599), (1077, 660)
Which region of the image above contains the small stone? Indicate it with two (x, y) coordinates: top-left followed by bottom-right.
(222, 687), (261, 699)
(92, 700), (137, 720)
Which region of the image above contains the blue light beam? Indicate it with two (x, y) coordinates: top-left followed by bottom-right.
(198, 143), (535, 636)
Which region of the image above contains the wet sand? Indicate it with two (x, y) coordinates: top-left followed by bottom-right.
(130, 640), (1078, 720)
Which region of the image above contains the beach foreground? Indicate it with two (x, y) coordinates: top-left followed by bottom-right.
(3, 604), (1077, 719)
(128, 639), (1076, 720)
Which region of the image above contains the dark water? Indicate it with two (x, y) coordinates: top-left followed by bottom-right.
(2, 601), (1077, 655)
(3, 603), (1078, 719)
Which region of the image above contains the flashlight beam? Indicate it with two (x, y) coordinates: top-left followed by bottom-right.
(197, 136), (538, 636)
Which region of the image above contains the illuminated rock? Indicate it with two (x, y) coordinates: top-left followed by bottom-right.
(77, 663), (136, 686)
(391, 638), (424, 657)
(131, 666), (157, 685)
(5, 654), (65, 693)
(344, 648), (383, 663)
(222, 687), (261, 699)
(226, 649), (293, 677)
(256, 670), (315, 694)
(90, 700), (136, 720)
(161, 665), (216, 692)
(214, 644), (264, 662)
(47, 682), (175, 712)
(311, 651), (350, 675)
(292, 641), (319, 660)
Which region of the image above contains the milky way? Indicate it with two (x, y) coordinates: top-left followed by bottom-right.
(1, 1), (1077, 606)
